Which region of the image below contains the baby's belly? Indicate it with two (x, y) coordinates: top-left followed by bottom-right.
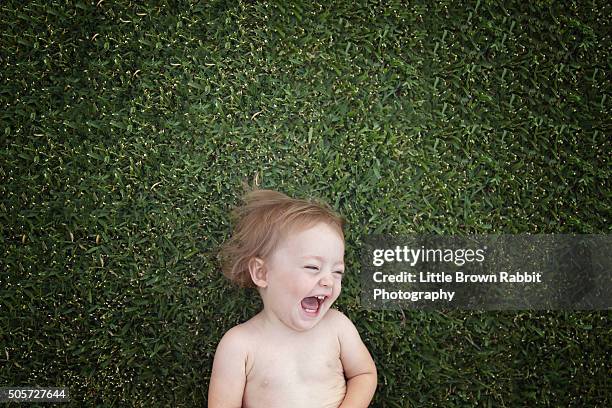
(243, 367), (347, 408)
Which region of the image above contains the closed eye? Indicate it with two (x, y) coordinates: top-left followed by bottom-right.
(305, 266), (319, 270)
(333, 270), (344, 275)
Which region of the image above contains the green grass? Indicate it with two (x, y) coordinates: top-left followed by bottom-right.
(1, 0), (610, 406)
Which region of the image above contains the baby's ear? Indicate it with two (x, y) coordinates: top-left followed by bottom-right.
(248, 257), (268, 288)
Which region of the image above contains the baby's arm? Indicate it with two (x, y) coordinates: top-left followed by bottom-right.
(335, 311), (377, 408)
(208, 326), (248, 408)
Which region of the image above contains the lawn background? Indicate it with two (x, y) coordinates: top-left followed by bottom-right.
(1, 0), (610, 407)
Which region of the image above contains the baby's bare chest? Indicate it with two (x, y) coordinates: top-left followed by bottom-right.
(243, 334), (346, 407)
(248, 336), (343, 385)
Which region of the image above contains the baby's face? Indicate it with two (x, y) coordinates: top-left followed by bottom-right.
(261, 222), (345, 332)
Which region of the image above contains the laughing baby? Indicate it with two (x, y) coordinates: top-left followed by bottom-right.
(209, 189), (377, 408)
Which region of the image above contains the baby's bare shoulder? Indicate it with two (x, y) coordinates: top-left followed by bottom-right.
(322, 308), (355, 331)
(324, 308), (350, 322)
(216, 326), (248, 356)
(217, 317), (261, 355)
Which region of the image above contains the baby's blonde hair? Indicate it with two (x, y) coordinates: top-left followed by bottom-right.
(218, 189), (345, 288)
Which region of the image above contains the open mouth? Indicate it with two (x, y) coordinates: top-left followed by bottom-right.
(300, 295), (326, 315)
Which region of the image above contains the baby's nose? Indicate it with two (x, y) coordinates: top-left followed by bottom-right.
(319, 274), (334, 287)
